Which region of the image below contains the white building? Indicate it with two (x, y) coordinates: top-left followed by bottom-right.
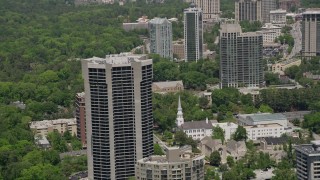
(212, 122), (238, 140)
(30, 118), (77, 137)
(176, 96), (185, 127)
(258, 30), (280, 43)
(270, 9), (287, 26)
(245, 123), (286, 140)
(238, 113), (288, 127)
(181, 119), (213, 140)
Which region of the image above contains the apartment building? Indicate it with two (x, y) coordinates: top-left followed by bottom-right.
(193, 0), (220, 20)
(270, 9), (287, 26)
(235, 0), (262, 22)
(30, 118), (77, 137)
(82, 53), (153, 180)
(261, 0), (277, 23)
(295, 140), (320, 180)
(184, 5), (203, 61)
(302, 9), (320, 57)
(135, 147), (205, 180)
(75, 92), (86, 147)
(220, 22), (264, 88)
(149, 18), (173, 59)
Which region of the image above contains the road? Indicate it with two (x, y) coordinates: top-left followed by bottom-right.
(287, 21), (302, 60)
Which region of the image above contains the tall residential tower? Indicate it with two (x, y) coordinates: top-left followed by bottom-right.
(184, 5), (203, 61)
(220, 22), (264, 88)
(302, 9), (320, 57)
(235, 0), (262, 22)
(149, 17), (173, 59)
(193, 0), (220, 20)
(82, 53), (153, 180)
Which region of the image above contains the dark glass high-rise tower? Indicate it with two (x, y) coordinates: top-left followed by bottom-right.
(82, 53), (153, 180)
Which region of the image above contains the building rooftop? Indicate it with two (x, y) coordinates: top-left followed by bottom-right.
(241, 113), (287, 122)
(76, 92), (85, 98)
(244, 123), (283, 129)
(303, 8), (320, 15)
(200, 136), (222, 149)
(180, 120), (212, 130)
(220, 23), (242, 33)
(212, 122), (238, 128)
(262, 23), (282, 29)
(84, 53), (150, 66)
(270, 9), (287, 14)
(153, 81), (183, 89)
(149, 17), (171, 24)
(30, 118), (76, 129)
(295, 141), (320, 156)
(226, 140), (246, 152)
(262, 136), (299, 145)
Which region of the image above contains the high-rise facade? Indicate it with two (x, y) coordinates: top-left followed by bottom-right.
(302, 9), (320, 57)
(76, 92), (86, 147)
(149, 18), (173, 59)
(82, 53), (153, 180)
(193, 0), (220, 20)
(235, 0), (262, 22)
(220, 22), (264, 88)
(184, 5), (203, 62)
(295, 140), (320, 180)
(261, 0), (277, 23)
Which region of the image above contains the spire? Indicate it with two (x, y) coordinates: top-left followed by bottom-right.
(176, 96), (184, 127)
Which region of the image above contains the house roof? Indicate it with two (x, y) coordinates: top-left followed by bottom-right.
(262, 136), (300, 145)
(153, 81), (183, 89)
(200, 136), (222, 149)
(226, 140), (246, 151)
(180, 120), (212, 130)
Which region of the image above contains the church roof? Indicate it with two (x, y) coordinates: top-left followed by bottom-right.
(180, 120), (212, 130)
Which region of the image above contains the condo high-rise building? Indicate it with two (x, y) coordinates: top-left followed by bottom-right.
(184, 5), (203, 62)
(261, 0), (277, 23)
(82, 53), (153, 180)
(193, 0), (220, 20)
(76, 92), (86, 147)
(235, 0), (262, 22)
(302, 9), (320, 57)
(295, 140), (320, 180)
(220, 22), (264, 88)
(149, 18), (173, 59)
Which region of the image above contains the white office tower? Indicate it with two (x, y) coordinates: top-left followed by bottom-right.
(82, 53), (153, 180)
(184, 4), (203, 62)
(149, 18), (173, 59)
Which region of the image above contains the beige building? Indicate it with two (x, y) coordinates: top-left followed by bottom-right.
(261, 0), (277, 23)
(135, 147), (205, 180)
(152, 81), (184, 93)
(235, 0), (262, 22)
(173, 41), (185, 59)
(30, 118), (77, 137)
(193, 0), (220, 20)
(302, 9), (320, 57)
(226, 140), (247, 160)
(270, 9), (287, 26)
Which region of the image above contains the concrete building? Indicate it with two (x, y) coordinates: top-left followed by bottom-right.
(149, 18), (173, 59)
(235, 0), (262, 22)
(220, 22), (264, 88)
(76, 92), (86, 147)
(152, 81), (184, 93)
(262, 23), (282, 34)
(173, 40), (185, 59)
(278, 0), (300, 12)
(193, 0), (220, 21)
(135, 147), (205, 180)
(212, 122), (238, 141)
(261, 0), (277, 23)
(238, 113), (288, 127)
(295, 140), (320, 180)
(245, 123), (286, 140)
(302, 9), (320, 57)
(30, 118), (77, 137)
(82, 53), (153, 180)
(184, 5), (203, 62)
(123, 16), (149, 32)
(270, 9), (287, 26)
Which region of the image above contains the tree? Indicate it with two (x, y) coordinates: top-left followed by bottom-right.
(258, 104), (274, 113)
(154, 144), (164, 155)
(233, 126), (247, 141)
(212, 126), (225, 144)
(199, 96), (209, 109)
(209, 151), (221, 167)
(226, 156), (235, 167)
(292, 118), (300, 126)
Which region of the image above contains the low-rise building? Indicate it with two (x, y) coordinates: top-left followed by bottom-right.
(270, 9), (287, 26)
(212, 122), (238, 141)
(245, 123), (286, 140)
(122, 16), (149, 32)
(30, 118), (77, 137)
(35, 136), (51, 149)
(238, 113), (288, 128)
(295, 140), (320, 180)
(181, 119), (213, 140)
(199, 136), (225, 157)
(152, 81), (184, 93)
(226, 140), (246, 160)
(135, 147), (205, 180)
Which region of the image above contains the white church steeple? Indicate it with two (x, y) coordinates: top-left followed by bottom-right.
(176, 96), (184, 127)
